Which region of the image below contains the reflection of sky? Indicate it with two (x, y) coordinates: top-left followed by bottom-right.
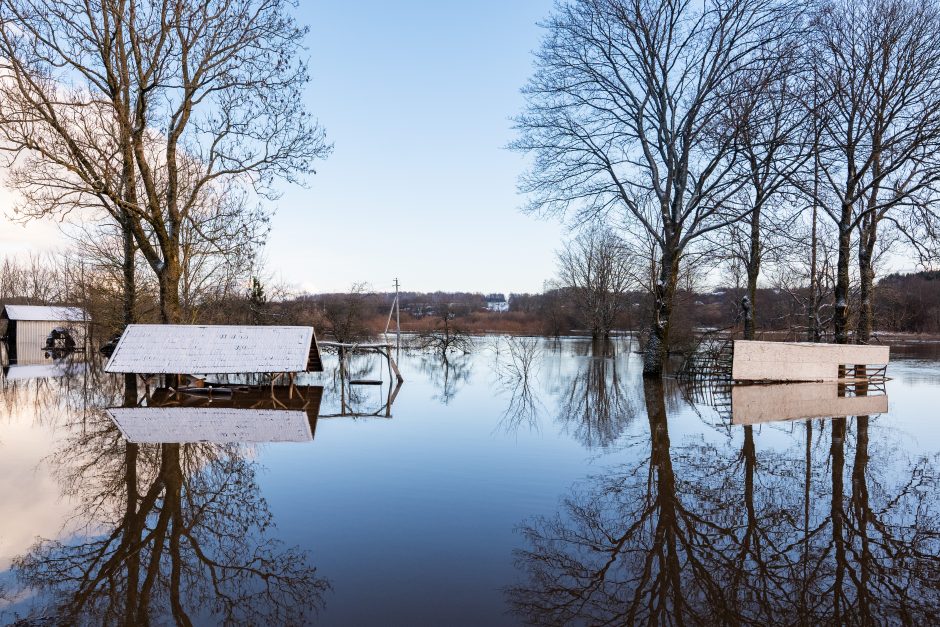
(2, 339), (940, 625)
(0, 390), (75, 573)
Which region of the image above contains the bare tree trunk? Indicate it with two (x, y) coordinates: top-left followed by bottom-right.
(807, 176), (821, 343)
(121, 217), (136, 328)
(834, 209), (853, 344)
(744, 207), (761, 340)
(158, 266), (183, 324)
(643, 245), (679, 376)
(856, 214), (877, 344)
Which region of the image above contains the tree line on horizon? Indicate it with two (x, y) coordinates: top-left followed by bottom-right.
(5, 251), (940, 349)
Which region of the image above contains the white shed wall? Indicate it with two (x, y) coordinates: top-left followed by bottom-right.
(15, 320), (87, 347)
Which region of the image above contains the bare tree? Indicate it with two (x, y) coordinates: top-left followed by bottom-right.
(320, 282), (374, 344)
(0, 0), (330, 324)
(556, 225), (634, 340)
(413, 300), (474, 357)
(809, 0), (940, 343)
(514, 0), (796, 375)
(715, 33), (811, 340)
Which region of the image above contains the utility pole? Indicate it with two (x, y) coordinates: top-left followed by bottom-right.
(384, 277), (402, 352)
(394, 277), (401, 352)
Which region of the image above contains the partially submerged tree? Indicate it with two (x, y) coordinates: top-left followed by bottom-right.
(413, 301), (473, 357)
(556, 226), (634, 340)
(0, 0), (330, 324)
(515, 0), (795, 375)
(320, 282), (374, 344)
(810, 0), (940, 343)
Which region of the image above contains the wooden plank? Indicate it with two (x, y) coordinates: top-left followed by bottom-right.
(732, 382), (888, 425)
(732, 340), (890, 382)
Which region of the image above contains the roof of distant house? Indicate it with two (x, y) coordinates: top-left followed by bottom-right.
(1, 304), (89, 322)
(105, 324), (316, 374)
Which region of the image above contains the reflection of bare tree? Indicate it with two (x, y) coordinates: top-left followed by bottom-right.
(554, 339), (633, 448)
(510, 380), (730, 624)
(509, 381), (940, 625)
(809, 415), (940, 625)
(495, 337), (543, 432)
(418, 353), (471, 405)
(9, 384), (328, 625)
(0, 356), (123, 429)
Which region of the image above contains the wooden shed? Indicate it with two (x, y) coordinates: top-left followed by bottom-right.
(0, 304), (90, 364)
(105, 324), (324, 375)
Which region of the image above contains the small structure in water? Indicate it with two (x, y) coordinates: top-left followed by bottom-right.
(0, 304), (89, 364)
(680, 338), (890, 383)
(318, 341), (403, 417)
(731, 340), (889, 382)
(105, 324), (324, 384)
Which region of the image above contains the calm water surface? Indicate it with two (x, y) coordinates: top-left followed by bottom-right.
(1, 337), (939, 625)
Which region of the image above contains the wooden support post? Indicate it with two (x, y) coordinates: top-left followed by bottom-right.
(389, 351), (403, 383)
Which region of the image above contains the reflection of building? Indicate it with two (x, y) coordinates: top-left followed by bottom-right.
(3, 361), (86, 381)
(0, 305), (90, 364)
(731, 382), (888, 425)
(108, 386), (324, 443)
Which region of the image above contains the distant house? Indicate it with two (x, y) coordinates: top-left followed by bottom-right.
(0, 305), (90, 364)
(484, 293), (509, 313)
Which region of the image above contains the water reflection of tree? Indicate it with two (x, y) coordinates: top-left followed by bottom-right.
(10, 386), (328, 625)
(509, 381), (940, 625)
(418, 353), (471, 405)
(0, 356), (122, 428)
(493, 337), (543, 432)
(554, 339), (634, 448)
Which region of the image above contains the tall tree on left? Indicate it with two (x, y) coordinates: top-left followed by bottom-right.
(0, 0), (331, 324)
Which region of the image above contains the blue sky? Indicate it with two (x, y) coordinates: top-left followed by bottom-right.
(0, 1), (564, 295)
(267, 0), (563, 294)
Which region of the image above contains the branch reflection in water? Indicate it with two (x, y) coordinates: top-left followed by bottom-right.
(508, 379), (940, 625)
(418, 352), (472, 405)
(493, 336), (544, 432)
(551, 338), (636, 449)
(7, 375), (329, 625)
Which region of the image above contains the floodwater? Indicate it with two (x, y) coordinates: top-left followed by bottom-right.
(0, 336), (939, 626)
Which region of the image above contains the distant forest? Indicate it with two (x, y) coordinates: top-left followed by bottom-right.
(266, 270), (940, 347)
(2, 250), (936, 349)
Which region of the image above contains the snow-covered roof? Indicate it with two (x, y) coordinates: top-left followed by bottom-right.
(4, 362), (86, 380)
(107, 407), (314, 443)
(2, 305), (89, 322)
(104, 324), (315, 374)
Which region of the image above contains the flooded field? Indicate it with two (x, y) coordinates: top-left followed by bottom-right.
(1, 336), (939, 625)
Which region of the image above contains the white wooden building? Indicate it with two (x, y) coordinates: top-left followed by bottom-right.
(0, 305), (90, 364)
